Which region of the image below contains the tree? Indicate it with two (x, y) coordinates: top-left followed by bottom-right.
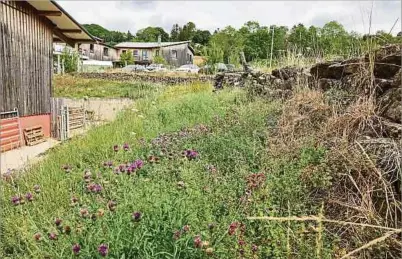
(179, 22), (196, 41)
(127, 30), (134, 41)
(192, 30), (211, 45)
(170, 24), (180, 41)
(136, 27), (169, 42)
(120, 50), (134, 65)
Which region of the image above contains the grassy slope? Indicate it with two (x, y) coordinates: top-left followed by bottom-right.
(1, 83), (334, 258)
(53, 75), (160, 99)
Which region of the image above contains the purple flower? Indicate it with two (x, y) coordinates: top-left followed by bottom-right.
(113, 145), (119, 152)
(184, 149), (199, 160)
(252, 244), (258, 253)
(194, 235), (202, 248)
(87, 183), (102, 193)
(72, 243), (81, 255)
(55, 218), (62, 227)
(33, 232), (41, 241)
(98, 244), (109, 257)
(134, 159), (143, 169)
(25, 192), (33, 202)
(33, 185), (41, 193)
(182, 225), (190, 232)
(11, 196), (20, 205)
(103, 161), (113, 168)
(49, 232), (58, 240)
(173, 230), (181, 240)
(123, 143), (130, 151)
(132, 211), (142, 222)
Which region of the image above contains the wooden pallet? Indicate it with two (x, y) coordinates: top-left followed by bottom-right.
(24, 125), (46, 146)
(68, 107), (85, 130)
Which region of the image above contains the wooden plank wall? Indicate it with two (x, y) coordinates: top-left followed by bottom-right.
(50, 97), (64, 139)
(0, 1), (53, 117)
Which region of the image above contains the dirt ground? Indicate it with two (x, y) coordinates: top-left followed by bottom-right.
(0, 138), (59, 173)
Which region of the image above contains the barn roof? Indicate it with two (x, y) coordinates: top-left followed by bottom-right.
(26, 0), (95, 46)
(115, 41), (191, 49)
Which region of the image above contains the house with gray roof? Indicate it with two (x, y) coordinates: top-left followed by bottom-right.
(115, 39), (195, 67)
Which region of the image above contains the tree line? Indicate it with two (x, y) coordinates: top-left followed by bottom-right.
(83, 21), (401, 64)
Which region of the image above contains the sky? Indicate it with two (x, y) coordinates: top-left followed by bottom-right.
(57, 1), (401, 35)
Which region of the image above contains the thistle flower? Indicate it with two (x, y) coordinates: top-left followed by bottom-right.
(238, 240), (246, 246)
(184, 149), (199, 160)
(251, 244), (258, 253)
(113, 145), (119, 152)
(11, 196), (20, 205)
(55, 218), (62, 227)
(71, 196), (79, 204)
(64, 225), (71, 234)
(83, 170), (92, 182)
(87, 183), (102, 193)
(97, 208), (105, 217)
(98, 244), (109, 257)
(79, 208), (89, 218)
(33, 232), (42, 241)
(173, 230), (181, 240)
(134, 159), (143, 169)
(123, 143), (130, 151)
(62, 164), (72, 173)
(103, 161), (113, 168)
(72, 243), (81, 255)
(132, 211), (142, 222)
(107, 200), (117, 212)
(194, 235), (202, 248)
(49, 232), (58, 240)
(25, 192), (33, 202)
(33, 185), (41, 193)
(182, 225), (190, 233)
(205, 247), (214, 255)
(228, 222), (238, 236)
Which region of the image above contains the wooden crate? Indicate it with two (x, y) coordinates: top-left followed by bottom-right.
(1, 109), (22, 152)
(24, 125), (46, 146)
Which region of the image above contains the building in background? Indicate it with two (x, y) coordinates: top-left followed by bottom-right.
(115, 40), (195, 67)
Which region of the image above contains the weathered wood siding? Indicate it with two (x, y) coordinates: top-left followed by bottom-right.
(79, 43), (118, 61)
(0, 1), (53, 116)
(161, 43), (193, 67)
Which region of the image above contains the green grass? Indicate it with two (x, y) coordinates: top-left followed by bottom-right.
(53, 75), (161, 99)
(1, 82), (335, 258)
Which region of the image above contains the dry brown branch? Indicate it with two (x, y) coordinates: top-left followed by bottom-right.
(340, 229), (402, 259)
(247, 216), (401, 231)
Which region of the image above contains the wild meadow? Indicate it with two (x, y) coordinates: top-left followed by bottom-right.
(1, 81), (338, 258)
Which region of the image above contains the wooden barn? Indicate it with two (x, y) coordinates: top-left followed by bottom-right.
(0, 0), (94, 152)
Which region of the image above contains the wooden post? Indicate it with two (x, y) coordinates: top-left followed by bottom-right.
(269, 26), (275, 70)
(239, 51), (252, 73)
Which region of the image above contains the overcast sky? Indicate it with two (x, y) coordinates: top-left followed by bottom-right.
(57, 1), (401, 35)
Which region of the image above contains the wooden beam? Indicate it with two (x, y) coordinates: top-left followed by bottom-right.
(37, 11), (62, 16)
(52, 27), (76, 47)
(59, 29), (82, 33)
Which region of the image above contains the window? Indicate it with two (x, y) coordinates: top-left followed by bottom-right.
(133, 50), (139, 56)
(155, 49), (160, 56)
(122, 50), (127, 54)
(171, 50), (177, 59)
(142, 50), (148, 60)
(89, 44), (94, 53)
(103, 47), (109, 56)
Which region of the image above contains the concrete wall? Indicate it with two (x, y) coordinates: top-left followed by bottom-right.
(63, 98), (134, 122)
